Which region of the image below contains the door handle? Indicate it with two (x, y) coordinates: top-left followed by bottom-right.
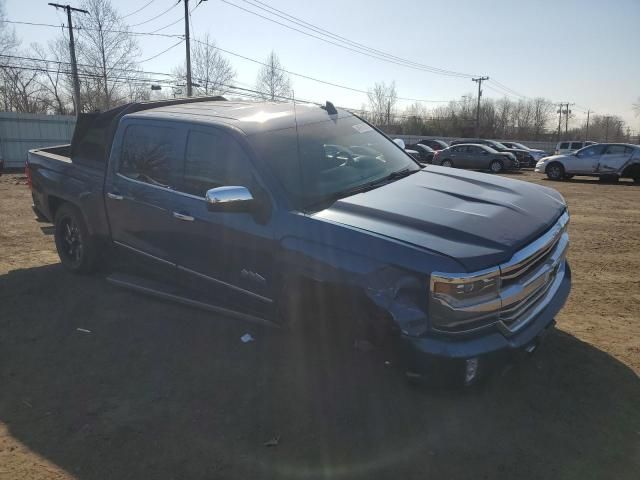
(173, 212), (194, 222)
(107, 192), (123, 200)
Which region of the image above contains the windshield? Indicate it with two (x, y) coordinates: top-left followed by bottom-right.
(511, 142), (528, 150)
(252, 115), (420, 209)
(488, 140), (508, 149)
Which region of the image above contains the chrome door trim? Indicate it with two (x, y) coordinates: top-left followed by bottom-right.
(115, 173), (206, 202)
(113, 240), (175, 267)
(177, 265), (273, 303)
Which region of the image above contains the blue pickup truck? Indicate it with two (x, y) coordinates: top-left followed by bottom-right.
(27, 97), (571, 385)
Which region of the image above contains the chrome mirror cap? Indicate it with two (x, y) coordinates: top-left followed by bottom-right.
(205, 186), (254, 206)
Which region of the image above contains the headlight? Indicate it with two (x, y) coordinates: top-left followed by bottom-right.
(429, 268), (501, 331)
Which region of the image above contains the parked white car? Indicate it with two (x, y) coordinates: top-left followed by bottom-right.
(535, 143), (640, 182)
(553, 140), (596, 155)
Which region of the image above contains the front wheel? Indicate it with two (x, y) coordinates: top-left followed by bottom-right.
(440, 159), (453, 168)
(54, 203), (98, 273)
(546, 163), (565, 181)
(489, 160), (504, 173)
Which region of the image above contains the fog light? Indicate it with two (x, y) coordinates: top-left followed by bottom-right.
(465, 357), (479, 385)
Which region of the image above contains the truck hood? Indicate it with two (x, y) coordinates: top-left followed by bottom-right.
(314, 166), (566, 272)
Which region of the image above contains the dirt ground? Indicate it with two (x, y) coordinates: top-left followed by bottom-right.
(0, 171), (638, 480)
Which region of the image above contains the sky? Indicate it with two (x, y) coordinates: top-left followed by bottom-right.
(4, 0), (640, 130)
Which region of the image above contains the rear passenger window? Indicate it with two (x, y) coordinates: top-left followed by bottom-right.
(560, 142), (570, 149)
(181, 130), (252, 197)
(119, 124), (176, 188)
(570, 142), (583, 150)
(604, 145), (627, 155)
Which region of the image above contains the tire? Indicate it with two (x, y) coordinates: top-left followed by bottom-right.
(564, 174), (574, 180)
(54, 203), (98, 273)
(489, 159), (504, 173)
(440, 159), (453, 168)
(546, 162), (565, 181)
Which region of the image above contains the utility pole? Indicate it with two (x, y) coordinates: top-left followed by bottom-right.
(604, 116), (611, 142)
(556, 103), (564, 142)
(48, 3), (88, 115)
(472, 76), (489, 137)
(181, 0), (193, 97)
(585, 109), (591, 141)
(564, 104), (573, 137)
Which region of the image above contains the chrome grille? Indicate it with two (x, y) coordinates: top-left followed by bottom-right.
(497, 211), (569, 334)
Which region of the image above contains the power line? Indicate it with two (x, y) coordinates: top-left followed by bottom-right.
(238, 0), (475, 78)
(139, 39), (185, 62)
(191, 38), (455, 104)
(121, 0), (156, 19)
(0, 19), (183, 38)
(219, 0), (476, 79)
(488, 79), (527, 99)
(129, 1), (180, 27)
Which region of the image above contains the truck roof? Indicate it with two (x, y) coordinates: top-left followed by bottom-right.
(125, 100), (351, 136)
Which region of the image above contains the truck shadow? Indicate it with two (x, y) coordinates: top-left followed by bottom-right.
(1, 264), (638, 480)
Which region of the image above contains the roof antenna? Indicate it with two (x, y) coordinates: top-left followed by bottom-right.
(321, 101), (338, 115)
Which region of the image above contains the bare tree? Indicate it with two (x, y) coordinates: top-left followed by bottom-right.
(0, 0), (17, 55)
(173, 34), (235, 96)
(367, 81), (397, 126)
(0, 59), (49, 113)
(255, 51), (291, 101)
(633, 97), (640, 117)
(75, 0), (141, 111)
(32, 41), (73, 114)
(531, 98), (553, 139)
(192, 34), (235, 95)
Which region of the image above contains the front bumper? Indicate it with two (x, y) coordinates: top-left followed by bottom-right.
(398, 262), (571, 379)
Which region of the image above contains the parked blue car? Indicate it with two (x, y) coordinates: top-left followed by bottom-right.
(27, 97), (571, 385)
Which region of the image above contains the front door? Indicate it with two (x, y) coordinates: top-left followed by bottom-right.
(105, 121), (186, 278)
(568, 144), (605, 173)
(597, 144), (634, 174)
(170, 126), (275, 315)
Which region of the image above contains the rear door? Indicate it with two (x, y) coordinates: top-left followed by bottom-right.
(465, 146), (485, 168)
(105, 120), (186, 275)
(449, 146), (465, 166)
(598, 145), (634, 174)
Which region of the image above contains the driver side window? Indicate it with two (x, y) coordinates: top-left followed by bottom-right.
(180, 129), (253, 197)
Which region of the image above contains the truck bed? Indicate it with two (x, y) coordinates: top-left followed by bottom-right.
(27, 145), (111, 238)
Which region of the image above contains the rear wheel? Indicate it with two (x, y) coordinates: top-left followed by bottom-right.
(440, 159), (453, 168)
(546, 163), (564, 181)
(54, 203), (98, 273)
(489, 159), (504, 173)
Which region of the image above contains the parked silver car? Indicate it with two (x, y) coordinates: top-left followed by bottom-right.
(535, 143), (640, 182)
(433, 144), (519, 172)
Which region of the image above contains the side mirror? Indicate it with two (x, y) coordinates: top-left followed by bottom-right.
(206, 186), (254, 212)
(393, 138), (405, 149)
